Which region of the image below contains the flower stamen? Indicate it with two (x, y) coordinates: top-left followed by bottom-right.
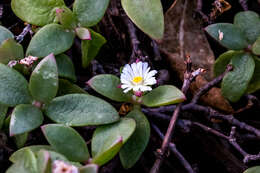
(132, 76), (143, 84)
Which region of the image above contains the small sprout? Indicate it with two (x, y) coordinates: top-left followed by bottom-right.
(52, 160), (78, 173)
(218, 29), (224, 40)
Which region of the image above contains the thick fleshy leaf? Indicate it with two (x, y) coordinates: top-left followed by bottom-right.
(56, 54), (76, 82)
(234, 11), (260, 44)
(205, 23), (248, 50)
(81, 29), (106, 68)
(55, 7), (77, 29)
(121, 0), (164, 39)
(36, 150), (52, 173)
(0, 104), (8, 129)
(6, 148), (37, 173)
(26, 24), (75, 57)
(0, 38), (24, 64)
(244, 166), (260, 173)
(73, 0), (110, 27)
(221, 53), (255, 102)
(92, 118), (136, 166)
(119, 109), (150, 169)
(79, 164), (99, 173)
(214, 50), (240, 77)
(14, 133), (28, 149)
(29, 53), (58, 103)
(247, 57), (260, 93)
(142, 85), (185, 107)
(57, 79), (87, 96)
(0, 25), (14, 44)
(10, 145), (53, 163)
(45, 94), (119, 126)
(42, 124), (89, 162)
(10, 104), (43, 136)
(11, 0), (66, 26)
(88, 74), (130, 102)
(75, 27), (91, 40)
(29, 54), (58, 103)
(252, 36), (260, 55)
(0, 64), (32, 106)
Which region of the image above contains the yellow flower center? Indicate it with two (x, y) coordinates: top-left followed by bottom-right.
(132, 76), (143, 84)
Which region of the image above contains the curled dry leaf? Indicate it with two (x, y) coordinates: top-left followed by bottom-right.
(158, 0), (233, 112)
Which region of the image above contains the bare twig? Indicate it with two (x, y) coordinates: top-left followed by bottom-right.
(151, 123), (195, 173)
(150, 55), (204, 173)
(151, 40), (162, 61)
(191, 65), (233, 104)
(15, 24), (32, 43)
(0, 4), (3, 20)
(182, 104), (260, 138)
(195, 0), (209, 23)
(239, 0), (248, 11)
(193, 123), (260, 163)
(121, 14), (142, 63)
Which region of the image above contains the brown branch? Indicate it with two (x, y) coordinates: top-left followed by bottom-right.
(239, 0), (248, 11)
(15, 24), (32, 43)
(194, 0), (209, 23)
(121, 14), (142, 63)
(151, 40), (162, 61)
(191, 64), (233, 104)
(182, 103), (260, 138)
(193, 123), (260, 163)
(151, 123), (195, 173)
(150, 56), (204, 173)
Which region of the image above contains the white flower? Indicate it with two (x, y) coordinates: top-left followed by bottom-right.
(120, 61), (157, 93)
(52, 160), (78, 173)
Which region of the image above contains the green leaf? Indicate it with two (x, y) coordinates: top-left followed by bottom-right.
(13, 133), (28, 149)
(81, 29), (106, 68)
(45, 94), (119, 126)
(119, 109), (150, 169)
(221, 53), (255, 102)
(10, 145), (53, 163)
(252, 36), (260, 55)
(56, 54), (76, 82)
(0, 38), (24, 64)
(92, 118), (136, 166)
(121, 0), (164, 40)
(234, 11), (260, 44)
(88, 74), (130, 102)
(0, 104), (8, 129)
(73, 0), (110, 27)
(0, 25), (14, 44)
(26, 24), (75, 58)
(36, 150), (52, 173)
(142, 85), (185, 107)
(247, 56), (260, 93)
(205, 23), (248, 50)
(75, 27), (91, 40)
(10, 104), (43, 136)
(55, 7), (77, 29)
(244, 166), (260, 173)
(11, 0), (66, 26)
(0, 64), (32, 106)
(79, 164), (99, 173)
(214, 50), (240, 77)
(57, 79), (86, 96)
(41, 124), (89, 162)
(29, 53), (58, 103)
(6, 148), (37, 173)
